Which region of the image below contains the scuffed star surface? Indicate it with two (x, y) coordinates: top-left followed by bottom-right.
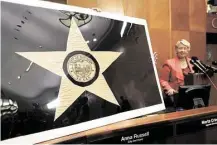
(16, 18), (122, 120)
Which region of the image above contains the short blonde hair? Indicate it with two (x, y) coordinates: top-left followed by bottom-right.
(175, 39), (191, 49)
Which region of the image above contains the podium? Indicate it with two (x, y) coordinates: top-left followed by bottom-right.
(184, 73), (217, 106)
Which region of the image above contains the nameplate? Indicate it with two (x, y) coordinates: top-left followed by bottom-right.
(176, 114), (217, 135)
(88, 123), (173, 144)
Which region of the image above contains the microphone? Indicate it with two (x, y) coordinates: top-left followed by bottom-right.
(191, 56), (217, 74)
(191, 56), (208, 71)
(190, 59), (207, 74)
(207, 65), (217, 73)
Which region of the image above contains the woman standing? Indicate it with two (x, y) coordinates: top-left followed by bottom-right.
(159, 39), (194, 107)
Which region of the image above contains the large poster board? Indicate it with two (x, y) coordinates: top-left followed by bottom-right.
(1, 0), (165, 144)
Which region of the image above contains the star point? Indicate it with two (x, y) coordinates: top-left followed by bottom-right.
(54, 78), (83, 120)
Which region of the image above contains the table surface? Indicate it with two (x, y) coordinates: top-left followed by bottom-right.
(38, 105), (217, 144)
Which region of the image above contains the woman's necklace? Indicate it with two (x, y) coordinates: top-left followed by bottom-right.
(180, 59), (188, 69)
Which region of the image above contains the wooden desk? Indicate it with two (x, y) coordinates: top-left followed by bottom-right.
(38, 106), (217, 144)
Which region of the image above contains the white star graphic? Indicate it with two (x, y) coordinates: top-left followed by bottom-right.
(16, 18), (122, 120)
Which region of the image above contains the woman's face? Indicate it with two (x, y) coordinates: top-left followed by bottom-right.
(176, 46), (190, 59)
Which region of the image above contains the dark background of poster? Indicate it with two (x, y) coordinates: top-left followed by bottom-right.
(1, 2), (162, 140)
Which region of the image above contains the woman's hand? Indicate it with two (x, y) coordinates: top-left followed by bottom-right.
(166, 89), (178, 96)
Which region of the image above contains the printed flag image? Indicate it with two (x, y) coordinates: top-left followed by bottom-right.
(1, 0), (165, 144)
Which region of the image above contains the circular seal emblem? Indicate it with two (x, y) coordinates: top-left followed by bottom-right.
(63, 51), (100, 87)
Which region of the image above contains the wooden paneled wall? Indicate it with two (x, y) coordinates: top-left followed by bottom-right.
(67, 0), (207, 70)
(171, 0), (206, 60)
